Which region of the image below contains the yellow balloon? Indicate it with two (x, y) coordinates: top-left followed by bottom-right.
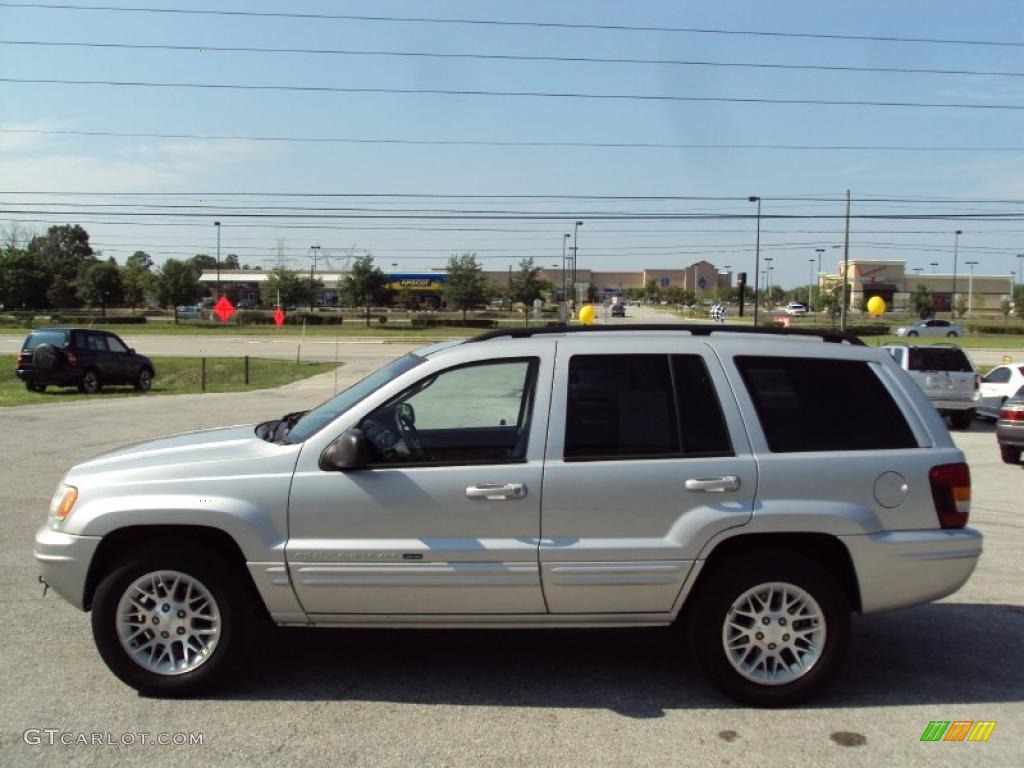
(579, 304), (596, 325)
(866, 296), (886, 316)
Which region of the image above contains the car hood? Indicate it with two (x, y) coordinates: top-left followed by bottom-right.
(68, 424), (283, 479)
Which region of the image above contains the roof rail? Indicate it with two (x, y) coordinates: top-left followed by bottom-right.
(465, 324), (866, 346)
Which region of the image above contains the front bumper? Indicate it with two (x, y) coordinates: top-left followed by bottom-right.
(34, 525), (102, 611)
(840, 527), (982, 614)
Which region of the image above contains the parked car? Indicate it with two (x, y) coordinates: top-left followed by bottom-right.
(784, 302), (808, 316)
(977, 364), (1024, 420)
(611, 303), (626, 317)
(996, 385), (1024, 464)
(16, 328), (155, 394)
(893, 319), (965, 337)
(36, 325), (980, 706)
(237, 298), (257, 310)
(175, 305), (201, 319)
(881, 343), (980, 429)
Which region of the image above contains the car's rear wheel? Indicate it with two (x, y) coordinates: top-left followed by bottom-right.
(946, 331), (958, 338)
(1001, 445), (1022, 464)
(79, 369), (101, 394)
(689, 552), (849, 707)
(25, 383), (46, 393)
(135, 368), (153, 391)
(949, 410), (975, 430)
(91, 547), (246, 696)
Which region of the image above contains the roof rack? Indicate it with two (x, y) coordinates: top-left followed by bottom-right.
(465, 324), (866, 346)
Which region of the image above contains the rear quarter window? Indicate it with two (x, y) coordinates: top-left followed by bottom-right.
(735, 356), (918, 453)
(24, 330), (68, 350)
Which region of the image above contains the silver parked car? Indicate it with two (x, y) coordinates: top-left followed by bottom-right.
(36, 326), (981, 706)
(881, 343), (980, 429)
(996, 385), (1024, 464)
(893, 318), (966, 337)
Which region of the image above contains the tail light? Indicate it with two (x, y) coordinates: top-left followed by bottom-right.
(929, 463), (970, 529)
(1000, 402), (1024, 422)
(67, 352), (77, 367)
(974, 375), (980, 390)
(16, 353), (23, 367)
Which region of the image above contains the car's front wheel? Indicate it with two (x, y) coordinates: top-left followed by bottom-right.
(1001, 445), (1022, 464)
(907, 331), (919, 337)
(91, 547), (246, 696)
(135, 368), (153, 391)
(689, 552), (849, 707)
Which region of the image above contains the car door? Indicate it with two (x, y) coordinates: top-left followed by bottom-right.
(539, 338), (756, 614)
(980, 366), (1014, 416)
(81, 331), (119, 382)
(286, 352), (552, 616)
(102, 333), (133, 383)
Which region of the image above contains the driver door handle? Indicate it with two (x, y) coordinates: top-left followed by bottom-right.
(684, 476), (740, 493)
(465, 483), (527, 500)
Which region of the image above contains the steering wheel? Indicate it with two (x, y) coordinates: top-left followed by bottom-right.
(394, 402), (425, 459)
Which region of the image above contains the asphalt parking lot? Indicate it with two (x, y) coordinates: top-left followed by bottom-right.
(1, 370), (1022, 767)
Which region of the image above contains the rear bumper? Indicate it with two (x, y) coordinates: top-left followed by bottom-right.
(840, 528), (982, 614)
(16, 367), (81, 386)
(930, 396), (980, 413)
(996, 422), (1024, 447)
(34, 525), (102, 611)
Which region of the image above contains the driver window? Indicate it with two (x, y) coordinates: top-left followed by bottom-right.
(106, 335), (128, 353)
(360, 358), (538, 465)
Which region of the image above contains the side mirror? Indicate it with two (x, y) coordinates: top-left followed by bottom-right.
(320, 429), (371, 471)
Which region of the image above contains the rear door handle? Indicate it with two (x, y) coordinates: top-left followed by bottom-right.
(466, 483), (527, 500)
(685, 476), (740, 493)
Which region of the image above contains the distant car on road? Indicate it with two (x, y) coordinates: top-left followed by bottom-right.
(175, 305), (201, 319)
(894, 319), (965, 338)
(977, 364), (1024, 420)
(15, 328), (155, 394)
(611, 303), (626, 317)
(237, 299), (257, 310)
(784, 302), (808, 316)
(996, 385), (1024, 464)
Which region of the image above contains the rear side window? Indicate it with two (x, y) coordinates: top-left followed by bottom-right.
(735, 356), (917, 453)
(907, 347), (972, 372)
(24, 330), (67, 350)
(564, 354), (732, 460)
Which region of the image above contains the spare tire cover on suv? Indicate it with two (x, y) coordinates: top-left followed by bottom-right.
(32, 344), (60, 372)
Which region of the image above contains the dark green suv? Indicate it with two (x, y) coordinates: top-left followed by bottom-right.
(15, 328), (155, 394)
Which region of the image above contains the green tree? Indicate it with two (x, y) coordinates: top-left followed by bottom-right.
(910, 284), (933, 319)
(442, 252), (488, 322)
(1000, 297), (1012, 326)
(341, 254), (391, 326)
(154, 259), (204, 322)
(223, 254), (241, 270)
(77, 258), (125, 316)
(508, 258), (550, 307)
(954, 295), (968, 320)
(26, 224), (97, 307)
(122, 251), (154, 311)
(0, 247), (49, 309)
(189, 254), (218, 271)
(263, 268), (312, 309)
(644, 279), (661, 302)
(1014, 285), (1024, 321)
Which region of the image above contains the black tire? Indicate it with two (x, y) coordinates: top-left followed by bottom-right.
(32, 343), (60, 372)
(907, 331), (919, 337)
(25, 382), (47, 393)
(688, 552), (849, 707)
(1001, 445), (1022, 464)
(949, 410), (975, 430)
(78, 368), (101, 394)
(135, 367), (153, 391)
(91, 544), (249, 697)
(947, 331), (958, 338)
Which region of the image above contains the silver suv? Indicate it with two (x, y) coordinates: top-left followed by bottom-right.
(881, 343), (980, 429)
(35, 325), (981, 706)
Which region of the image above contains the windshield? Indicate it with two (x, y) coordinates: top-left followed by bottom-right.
(283, 353), (425, 443)
(907, 348), (973, 373)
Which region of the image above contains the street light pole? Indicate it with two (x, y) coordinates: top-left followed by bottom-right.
(808, 257), (815, 311)
(561, 233), (571, 304)
(764, 257), (773, 309)
(1018, 254), (1024, 285)
(749, 196), (761, 324)
(572, 221), (583, 304)
(951, 229), (962, 318)
(814, 248), (824, 311)
(965, 260), (978, 315)
(214, 220), (221, 298)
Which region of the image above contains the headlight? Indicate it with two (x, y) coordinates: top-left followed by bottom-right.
(49, 484), (78, 521)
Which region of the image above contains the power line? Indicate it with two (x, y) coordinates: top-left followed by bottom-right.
(6, 77), (1024, 111)
(3, 3), (1023, 49)
(4, 39), (1024, 80)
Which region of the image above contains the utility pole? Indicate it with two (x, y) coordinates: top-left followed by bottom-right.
(749, 196), (762, 324)
(310, 244), (320, 311)
(1017, 254), (1023, 285)
(808, 257), (815, 311)
(814, 248), (824, 312)
(840, 190), (851, 332)
(965, 260), (978, 315)
(951, 230), (962, 319)
(573, 221), (583, 305)
(214, 221), (221, 298)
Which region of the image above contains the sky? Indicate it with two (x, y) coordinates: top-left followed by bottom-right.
(2, 0), (1024, 289)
